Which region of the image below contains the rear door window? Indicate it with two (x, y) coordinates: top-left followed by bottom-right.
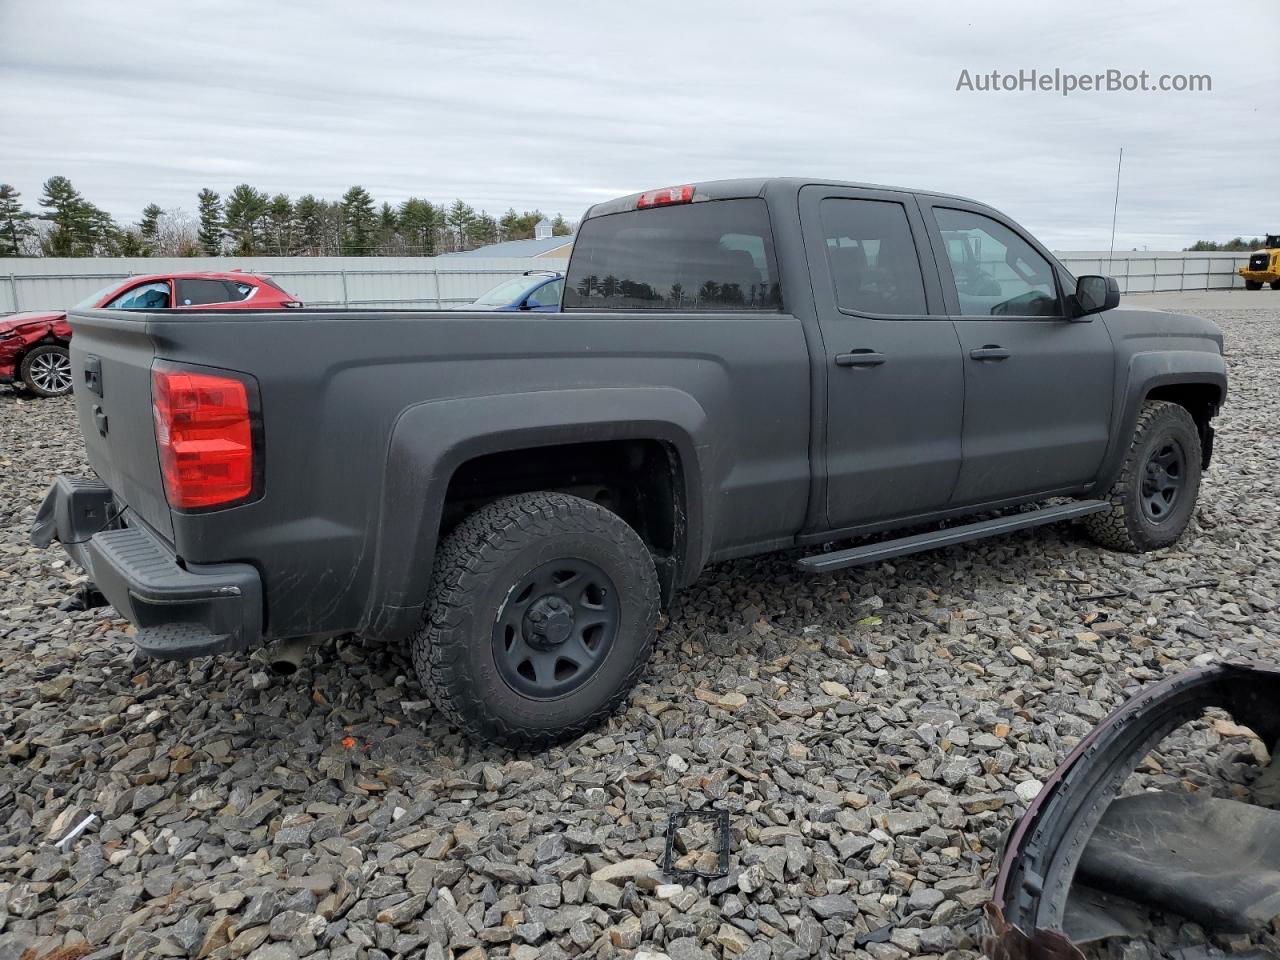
(176, 278), (236, 306)
(564, 199), (782, 310)
(820, 198), (927, 316)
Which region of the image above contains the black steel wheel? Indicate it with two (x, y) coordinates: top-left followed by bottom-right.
(21, 344), (73, 397)
(492, 557), (620, 699)
(412, 491), (659, 749)
(1084, 400), (1203, 553)
(1139, 438), (1186, 524)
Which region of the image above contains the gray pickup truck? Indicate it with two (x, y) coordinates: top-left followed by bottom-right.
(32, 178), (1226, 748)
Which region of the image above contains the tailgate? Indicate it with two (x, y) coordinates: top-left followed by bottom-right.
(67, 310), (174, 541)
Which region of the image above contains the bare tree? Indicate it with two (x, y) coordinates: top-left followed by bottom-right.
(154, 208), (201, 257)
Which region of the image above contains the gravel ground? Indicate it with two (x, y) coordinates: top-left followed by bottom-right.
(2, 308), (1278, 960)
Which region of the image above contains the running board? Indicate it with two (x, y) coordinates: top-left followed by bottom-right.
(795, 500), (1111, 574)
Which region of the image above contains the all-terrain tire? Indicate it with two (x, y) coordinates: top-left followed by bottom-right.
(20, 344), (73, 397)
(1083, 400), (1202, 553)
(1245, 280), (1263, 291)
(1270, 280), (1280, 291)
(411, 492), (660, 749)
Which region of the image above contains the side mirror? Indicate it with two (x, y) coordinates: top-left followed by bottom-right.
(1073, 274), (1120, 318)
(518, 299), (533, 311)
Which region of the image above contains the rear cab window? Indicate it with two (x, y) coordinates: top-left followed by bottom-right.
(564, 199), (782, 310)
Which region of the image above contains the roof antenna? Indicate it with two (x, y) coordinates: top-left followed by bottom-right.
(1107, 147), (1124, 273)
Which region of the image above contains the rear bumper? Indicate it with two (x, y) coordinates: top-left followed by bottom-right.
(30, 476), (263, 659)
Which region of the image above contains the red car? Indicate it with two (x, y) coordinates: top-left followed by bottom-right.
(0, 271), (302, 397)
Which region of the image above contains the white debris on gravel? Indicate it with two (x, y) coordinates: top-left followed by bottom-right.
(1, 308), (1277, 960)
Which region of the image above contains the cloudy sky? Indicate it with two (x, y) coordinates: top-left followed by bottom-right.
(1, 0), (1276, 250)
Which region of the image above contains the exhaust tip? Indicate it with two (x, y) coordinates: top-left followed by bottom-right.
(267, 638), (312, 677)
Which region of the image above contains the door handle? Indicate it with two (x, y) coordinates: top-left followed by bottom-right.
(835, 349), (886, 367)
(969, 345), (1011, 361)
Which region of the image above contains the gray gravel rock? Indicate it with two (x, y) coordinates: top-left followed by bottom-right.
(2, 306), (1279, 959)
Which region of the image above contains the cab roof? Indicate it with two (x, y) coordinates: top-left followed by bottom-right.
(581, 177), (980, 220)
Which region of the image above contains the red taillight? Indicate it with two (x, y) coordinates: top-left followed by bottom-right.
(152, 365), (258, 509)
(636, 184), (694, 209)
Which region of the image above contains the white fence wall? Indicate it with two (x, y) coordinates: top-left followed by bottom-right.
(0, 250), (1255, 315)
(1053, 250), (1253, 294)
(0, 256), (569, 314)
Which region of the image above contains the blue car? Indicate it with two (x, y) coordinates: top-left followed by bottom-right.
(467, 270), (564, 312)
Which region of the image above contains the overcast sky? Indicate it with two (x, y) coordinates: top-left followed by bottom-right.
(1, 0), (1276, 250)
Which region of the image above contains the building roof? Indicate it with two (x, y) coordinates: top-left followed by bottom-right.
(449, 235), (574, 258)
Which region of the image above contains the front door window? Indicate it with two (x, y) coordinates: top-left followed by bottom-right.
(934, 208), (1059, 317)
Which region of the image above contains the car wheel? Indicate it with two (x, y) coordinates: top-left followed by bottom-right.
(412, 491), (660, 748)
(21, 344), (73, 397)
(1084, 400), (1202, 553)
(1244, 280), (1263, 290)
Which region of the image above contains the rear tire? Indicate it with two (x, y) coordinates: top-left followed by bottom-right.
(1083, 400), (1202, 553)
(21, 344), (73, 397)
(411, 492), (659, 749)
(1245, 280), (1263, 291)
(1270, 280), (1280, 291)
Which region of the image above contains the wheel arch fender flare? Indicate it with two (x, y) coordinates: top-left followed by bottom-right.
(1094, 350), (1226, 490)
(361, 386), (713, 639)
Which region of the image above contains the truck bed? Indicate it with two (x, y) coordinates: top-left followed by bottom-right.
(64, 307), (812, 644)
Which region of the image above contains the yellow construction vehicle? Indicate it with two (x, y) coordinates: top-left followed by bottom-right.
(1239, 233), (1280, 290)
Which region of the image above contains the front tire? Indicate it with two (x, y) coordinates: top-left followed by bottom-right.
(1084, 400), (1202, 553)
(412, 492), (659, 749)
(1245, 280), (1263, 291)
(21, 344), (73, 397)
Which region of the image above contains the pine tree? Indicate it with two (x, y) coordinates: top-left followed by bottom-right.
(39, 176), (89, 256)
(550, 213), (572, 237)
(340, 186), (377, 256)
(0, 184), (36, 256)
(398, 198), (437, 256)
(117, 232), (144, 257)
(84, 206), (121, 256)
(499, 208), (521, 241)
(293, 194), (324, 255)
(224, 184), (269, 255)
(376, 202), (398, 255)
(267, 194), (294, 255)
(197, 189), (223, 255)
(138, 203), (163, 254)
(467, 211), (498, 248)
(446, 200), (476, 252)
(38, 176), (118, 256)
